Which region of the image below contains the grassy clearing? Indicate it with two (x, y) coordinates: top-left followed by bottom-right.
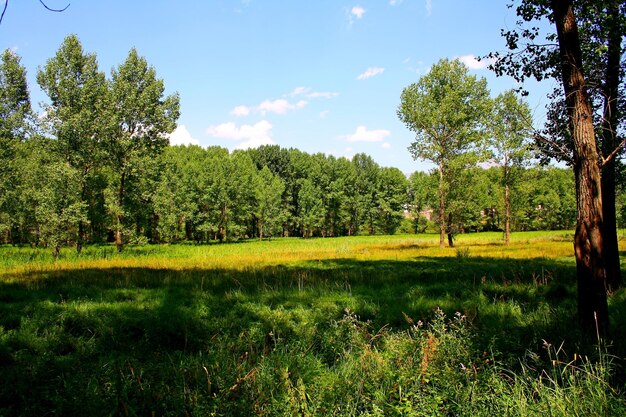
(1, 231), (625, 415)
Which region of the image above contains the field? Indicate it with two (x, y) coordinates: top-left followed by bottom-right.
(1, 231), (626, 416)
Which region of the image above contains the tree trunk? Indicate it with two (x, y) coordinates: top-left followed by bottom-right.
(115, 171), (125, 252)
(447, 212), (454, 248)
(552, 0), (608, 335)
(601, 0), (622, 291)
(219, 204), (227, 242)
(438, 161), (446, 248)
(504, 182), (511, 245)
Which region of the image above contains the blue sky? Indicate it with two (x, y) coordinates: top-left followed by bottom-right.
(1, 0), (555, 173)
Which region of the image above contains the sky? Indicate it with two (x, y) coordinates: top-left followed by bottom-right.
(1, 0), (557, 174)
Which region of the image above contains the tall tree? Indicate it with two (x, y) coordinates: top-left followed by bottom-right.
(547, 1), (610, 331)
(398, 58), (491, 247)
(488, 0), (622, 333)
(376, 167), (408, 235)
(253, 166), (285, 241)
(37, 34), (108, 252)
(551, 0), (609, 333)
(107, 47), (180, 251)
(490, 90), (533, 244)
(489, 0), (625, 293)
(0, 49), (31, 241)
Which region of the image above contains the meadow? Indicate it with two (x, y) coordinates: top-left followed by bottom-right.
(1, 231), (625, 416)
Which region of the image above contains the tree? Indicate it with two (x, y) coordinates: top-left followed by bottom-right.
(551, 0), (610, 333)
(253, 166), (285, 240)
(35, 161), (88, 258)
(352, 153), (380, 235)
(37, 34), (108, 252)
(376, 167), (408, 235)
(490, 90), (533, 244)
(398, 58), (492, 247)
(489, 0), (619, 334)
(107, 47), (180, 251)
(0, 49), (31, 241)
(407, 171), (437, 233)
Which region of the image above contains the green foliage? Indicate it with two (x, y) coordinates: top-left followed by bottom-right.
(398, 58), (492, 246)
(34, 162), (88, 257)
(0, 49), (31, 240)
(105, 47), (180, 250)
(254, 166), (286, 240)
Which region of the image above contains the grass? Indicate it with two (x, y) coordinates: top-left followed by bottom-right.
(0, 231), (625, 415)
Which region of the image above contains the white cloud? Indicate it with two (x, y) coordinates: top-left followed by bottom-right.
(258, 99), (292, 115)
(319, 110), (329, 118)
(230, 105), (251, 117)
(206, 120), (274, 149)
(307, 91), (339, 99)
(285, 86), (311, 97)
(425, 0), (432, 15)
(351, 6), (366, 19)
(258, 98), (307, 115)
(343, 126), (391, 143)
(357, 67), (385, 80)
(235, 88), (337, 118)
(168, 125), (200, 146)
(389, 0), (403, 5)
(286, 87), (339, 99)
(458, 54), (493, 70)
(382, 142), (391, 149)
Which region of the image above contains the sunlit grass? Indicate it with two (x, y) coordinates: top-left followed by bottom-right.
(0, 230), (579, 279)
(1, 230), (625, 415)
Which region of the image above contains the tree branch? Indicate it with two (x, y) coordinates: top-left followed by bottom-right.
(0, 0), (69, 26)
(0, 1), (8, 25)
(38, 0), (70, 13)
(600, 138), (626, 167)
(533, 131), (574, 164)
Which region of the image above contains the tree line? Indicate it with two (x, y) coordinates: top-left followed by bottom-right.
(2, 33), (619, 256)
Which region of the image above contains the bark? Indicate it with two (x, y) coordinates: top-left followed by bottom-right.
(601, 0), (622, 291)
(438, 161), (446, 248)
(552, 0), (608, 335)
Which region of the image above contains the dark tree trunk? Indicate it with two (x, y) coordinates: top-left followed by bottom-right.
(601, 0), (622, 291)
(551, 0), (609, 335)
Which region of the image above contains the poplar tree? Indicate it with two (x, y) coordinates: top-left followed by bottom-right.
(37, 34), (108, 252)
(398, 58), (491, 247)
(0, 49), (31, 240)
(490, 90), (533, 244)
(107, 48), (180, 251)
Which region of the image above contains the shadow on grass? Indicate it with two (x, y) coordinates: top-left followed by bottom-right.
(1, 254), (624, 415)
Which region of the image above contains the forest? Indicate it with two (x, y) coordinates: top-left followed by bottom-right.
(0, 35), (598, 253)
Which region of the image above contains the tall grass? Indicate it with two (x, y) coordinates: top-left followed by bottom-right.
(0, 230), (624, 415)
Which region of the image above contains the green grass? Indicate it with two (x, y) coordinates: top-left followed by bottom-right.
(1, 231), (625, 415)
